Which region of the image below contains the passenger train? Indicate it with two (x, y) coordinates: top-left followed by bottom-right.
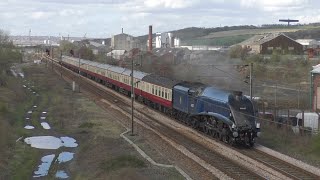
(61, 55), (260, 146)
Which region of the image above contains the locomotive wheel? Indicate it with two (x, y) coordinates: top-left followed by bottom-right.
(204, 126), (210, 134)
(248, 137), (255, 147)
(192, 120), (198, 129)
(218, 132), (223, 141)
(212, 131), (217, 138)
(228, 136), (235, 146)
(221, 128), (228, 143)
(249, 141), (254, 147)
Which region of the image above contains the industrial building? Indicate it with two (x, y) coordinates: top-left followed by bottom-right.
(111, 31), (141, 51)
(311, 65), (320, 110)
(147, 32), (180, 49)
(296, 39), (320, 50)
(239, 33), (303, 54)
(155, 32), (180, 48)
(88, 41), (106, 55)
(106, 50), (126, 60)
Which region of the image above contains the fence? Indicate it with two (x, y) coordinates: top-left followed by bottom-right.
(253, 82), (310, 110)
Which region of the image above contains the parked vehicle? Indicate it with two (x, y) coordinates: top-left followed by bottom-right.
(293, 112), (319, 135)
(276, 115), (297, 128)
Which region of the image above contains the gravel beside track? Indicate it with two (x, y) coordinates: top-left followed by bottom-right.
(238, 148), (320, 180)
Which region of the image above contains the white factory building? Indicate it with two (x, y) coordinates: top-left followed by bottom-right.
(154, 32), (180, 48)
(296, 39), (320, 49)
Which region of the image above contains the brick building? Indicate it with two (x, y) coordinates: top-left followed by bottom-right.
(239, 33), (303, 55)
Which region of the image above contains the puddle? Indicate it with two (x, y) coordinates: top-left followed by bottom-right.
(24, 136), (78, 149)
(40, 116), (46, 120)
(19, 73), (24, 78)
(10, 69), (17, 77)
(33, 154), (55, 178)
(61, 137), (78, 147)
(24, 125), (35, 129)
(41, 122), (51, 130)
(57, 152), (74, 163)
(55, 170), (69, 179)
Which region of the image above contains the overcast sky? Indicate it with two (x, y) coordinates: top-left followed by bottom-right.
(1, 0), (319, 38)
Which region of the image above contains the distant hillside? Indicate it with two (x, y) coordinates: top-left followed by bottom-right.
(285, 28), (320, 40)
(136, 24), (320, 47)
(136, 25), (258, 45)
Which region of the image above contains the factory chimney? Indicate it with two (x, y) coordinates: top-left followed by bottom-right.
(122, 28), (123, 34)
(148, 25), (152, 52)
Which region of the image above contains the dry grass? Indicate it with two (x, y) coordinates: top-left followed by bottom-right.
(258, 124), (320, 166)
(11, 63), (184, 179)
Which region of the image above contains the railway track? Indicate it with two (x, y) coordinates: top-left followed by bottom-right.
(238, 148), (319, 180)
(41, 55), (320, 179)
(44, 56), (263, 179)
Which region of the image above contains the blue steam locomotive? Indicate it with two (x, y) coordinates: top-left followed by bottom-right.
(172, 82), (260, 146)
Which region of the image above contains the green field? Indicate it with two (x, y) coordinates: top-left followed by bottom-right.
(182, 34), (253, 46)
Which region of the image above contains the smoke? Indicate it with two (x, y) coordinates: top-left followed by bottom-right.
(171, 49), (249, 94)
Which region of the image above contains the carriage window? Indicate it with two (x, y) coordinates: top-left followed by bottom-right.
(152, 85), (154, 94)
(155, 86), (158, 95)
(165, 92), (167, 99)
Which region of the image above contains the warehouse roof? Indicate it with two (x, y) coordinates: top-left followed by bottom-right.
(107, 50), (126, 56)
(296, 39), (319, 46)
(238, 33), (296, 46)
(311, 64), (320, 74)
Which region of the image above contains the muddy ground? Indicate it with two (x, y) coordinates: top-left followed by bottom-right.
(0, 62), (184, 179)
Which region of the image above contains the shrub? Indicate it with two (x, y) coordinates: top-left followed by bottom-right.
(229, 45), (243, 58)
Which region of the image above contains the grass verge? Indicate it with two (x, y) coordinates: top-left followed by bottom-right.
(100, 155), (146, 172)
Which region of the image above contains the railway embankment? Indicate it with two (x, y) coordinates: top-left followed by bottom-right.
(1, 59), (186, 179)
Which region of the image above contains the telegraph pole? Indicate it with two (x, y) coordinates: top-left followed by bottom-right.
(60, 50), (63, 77)
(131, 57), (134, 136)
(250, 63), (253, 100)
(78, 55), (81, 93)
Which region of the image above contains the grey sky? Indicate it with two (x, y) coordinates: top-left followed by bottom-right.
(0, 0), (319, 38)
